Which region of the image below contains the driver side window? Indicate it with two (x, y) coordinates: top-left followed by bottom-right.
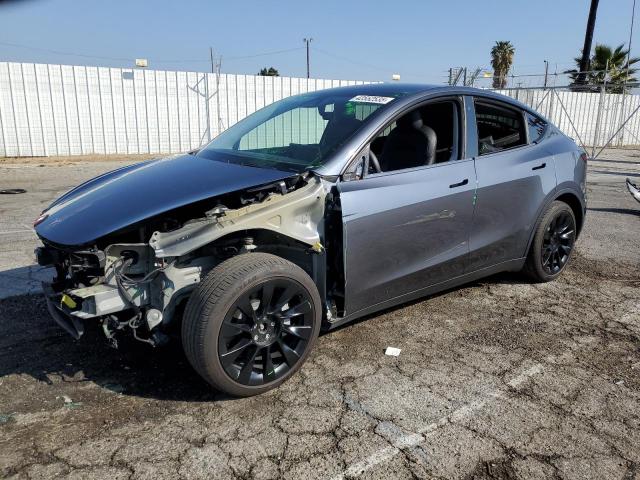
(366, 100), (461, 174)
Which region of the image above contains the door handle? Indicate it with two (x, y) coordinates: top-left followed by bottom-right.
(532, 162), (546, 170)
(449, 178), (468, 188)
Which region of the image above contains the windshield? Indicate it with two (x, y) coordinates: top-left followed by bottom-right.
(196, 89), (406, 172)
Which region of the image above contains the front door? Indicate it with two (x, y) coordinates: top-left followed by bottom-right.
(337, 99), (476, 316)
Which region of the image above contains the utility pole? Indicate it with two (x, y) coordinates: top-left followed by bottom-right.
(209, 47), (215, 74)
(303, 38), (313, 78)
(577, 0), (600, 85)
(543, 60), (549, 89)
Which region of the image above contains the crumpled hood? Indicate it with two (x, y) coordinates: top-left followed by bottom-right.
(36, 153), (295, 246)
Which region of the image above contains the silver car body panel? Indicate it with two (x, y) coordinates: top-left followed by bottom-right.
(333, 89), (586, 320)
(338, 159), (477, 316)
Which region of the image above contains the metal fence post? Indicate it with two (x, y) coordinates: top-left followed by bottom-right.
(205, 72), (211, 142)
(592, 85), (606, 157)
(7, 64), (21, 156)
(109, 68), (118, 153)
(72, 66), (84, 155)
(85, 66), (95, 153)
(97, 68), (107, 154)
(0, 67), (8, 156)
(20, 63), (34, 156)
(616, 90), (628, 147)
(46, 64), (60, 156)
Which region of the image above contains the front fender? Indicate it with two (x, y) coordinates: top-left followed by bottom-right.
(149, 177), (328, 258)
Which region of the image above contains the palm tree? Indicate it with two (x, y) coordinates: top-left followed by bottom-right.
(258, 67), (280, 77)
(566, 44), (639, 93)
(576, 0), (600, 85)
(490, 41), (515, 89)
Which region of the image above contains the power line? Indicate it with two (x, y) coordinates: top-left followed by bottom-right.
(0, 40), (304, 64)
(314, 47), (393, 73)
(314, 47), (428, 79)
(0, 40), (133, 62)
(225, 47), (304, 62)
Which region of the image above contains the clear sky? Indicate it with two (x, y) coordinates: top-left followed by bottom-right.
(0, 0), (636, 85)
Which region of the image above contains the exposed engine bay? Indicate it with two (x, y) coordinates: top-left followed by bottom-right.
(37, 173), (342, 348)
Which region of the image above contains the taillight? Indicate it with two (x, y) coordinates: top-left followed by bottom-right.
(579, 152), (588, 164)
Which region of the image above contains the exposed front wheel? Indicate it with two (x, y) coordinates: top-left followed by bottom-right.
(182, 253), (321, 397)
(524, 201), (577, 282)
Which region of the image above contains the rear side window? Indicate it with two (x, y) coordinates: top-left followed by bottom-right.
(475, 101), (526, 155)
(526, 112), (547, 143)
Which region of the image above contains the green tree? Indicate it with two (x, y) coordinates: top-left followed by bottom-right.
(258, 67), (280, 77)
(566, 44), (639, 93)
(490, 41), (515, 89)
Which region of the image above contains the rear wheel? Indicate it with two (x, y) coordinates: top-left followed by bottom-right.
(182, 253), (321, 397)
(524, 201), (577, 282)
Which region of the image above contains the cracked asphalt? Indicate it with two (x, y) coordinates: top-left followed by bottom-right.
(1, 150), (639, 479)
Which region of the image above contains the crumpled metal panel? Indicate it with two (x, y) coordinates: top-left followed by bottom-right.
(150, 177), (327, 258)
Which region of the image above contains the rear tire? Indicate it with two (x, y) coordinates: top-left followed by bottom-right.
(182, 253), (321, 397)
(524, 201), (577, 282)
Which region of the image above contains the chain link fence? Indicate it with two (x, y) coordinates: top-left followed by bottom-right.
(497, 84), (640, 157)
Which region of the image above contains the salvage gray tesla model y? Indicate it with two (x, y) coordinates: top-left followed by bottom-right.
(35, 84), (587, 396)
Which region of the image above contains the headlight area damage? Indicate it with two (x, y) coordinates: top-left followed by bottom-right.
(36, 173), (329, 348)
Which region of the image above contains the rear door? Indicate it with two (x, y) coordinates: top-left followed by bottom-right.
(467, 97), (556, 271)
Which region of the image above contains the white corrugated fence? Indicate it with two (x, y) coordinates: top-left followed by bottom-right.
(0, 62), (372, 157)
(1, 61), (639, 157)
(497, 87), (640, 149)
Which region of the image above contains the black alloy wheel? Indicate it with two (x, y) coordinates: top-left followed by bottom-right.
(541, 210), (575, 275)
(524, 200), (577, 282)
(218, 278), (314, 386)
(182, 253), (321, 397)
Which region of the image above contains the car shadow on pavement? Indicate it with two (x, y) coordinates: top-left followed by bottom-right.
(588, 207), (640, 217)
(0, 264), (54, 299)
(0, 271), (530, 403)
(324, 270), (529, 335)
(0, 292), (233, 403)
(590, 169), (640, 178)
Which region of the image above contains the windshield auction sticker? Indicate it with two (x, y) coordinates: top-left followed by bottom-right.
(349, 95), (395, 105)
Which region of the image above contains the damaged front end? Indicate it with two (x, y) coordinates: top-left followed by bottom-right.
(37, 174), (328, 348)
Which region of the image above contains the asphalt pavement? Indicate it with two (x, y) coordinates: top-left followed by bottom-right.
(1, 150), (639, 479)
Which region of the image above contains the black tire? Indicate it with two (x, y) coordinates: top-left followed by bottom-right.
(182, 253), (321, 397)
(524, 200), (577, 282)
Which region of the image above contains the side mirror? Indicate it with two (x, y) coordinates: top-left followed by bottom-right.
(341, 171), (359, 182)
(341, 154), (367, 182)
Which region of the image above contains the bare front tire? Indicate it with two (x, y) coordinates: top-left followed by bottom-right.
(182, 253), (321, 397)
(524, 201), (577, 282)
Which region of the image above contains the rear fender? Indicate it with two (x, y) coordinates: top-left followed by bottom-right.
(523, 185), (586, 256)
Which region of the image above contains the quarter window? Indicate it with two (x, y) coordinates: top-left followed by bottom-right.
(526, 112), (547, 143)
(475, 101), (526, 155)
